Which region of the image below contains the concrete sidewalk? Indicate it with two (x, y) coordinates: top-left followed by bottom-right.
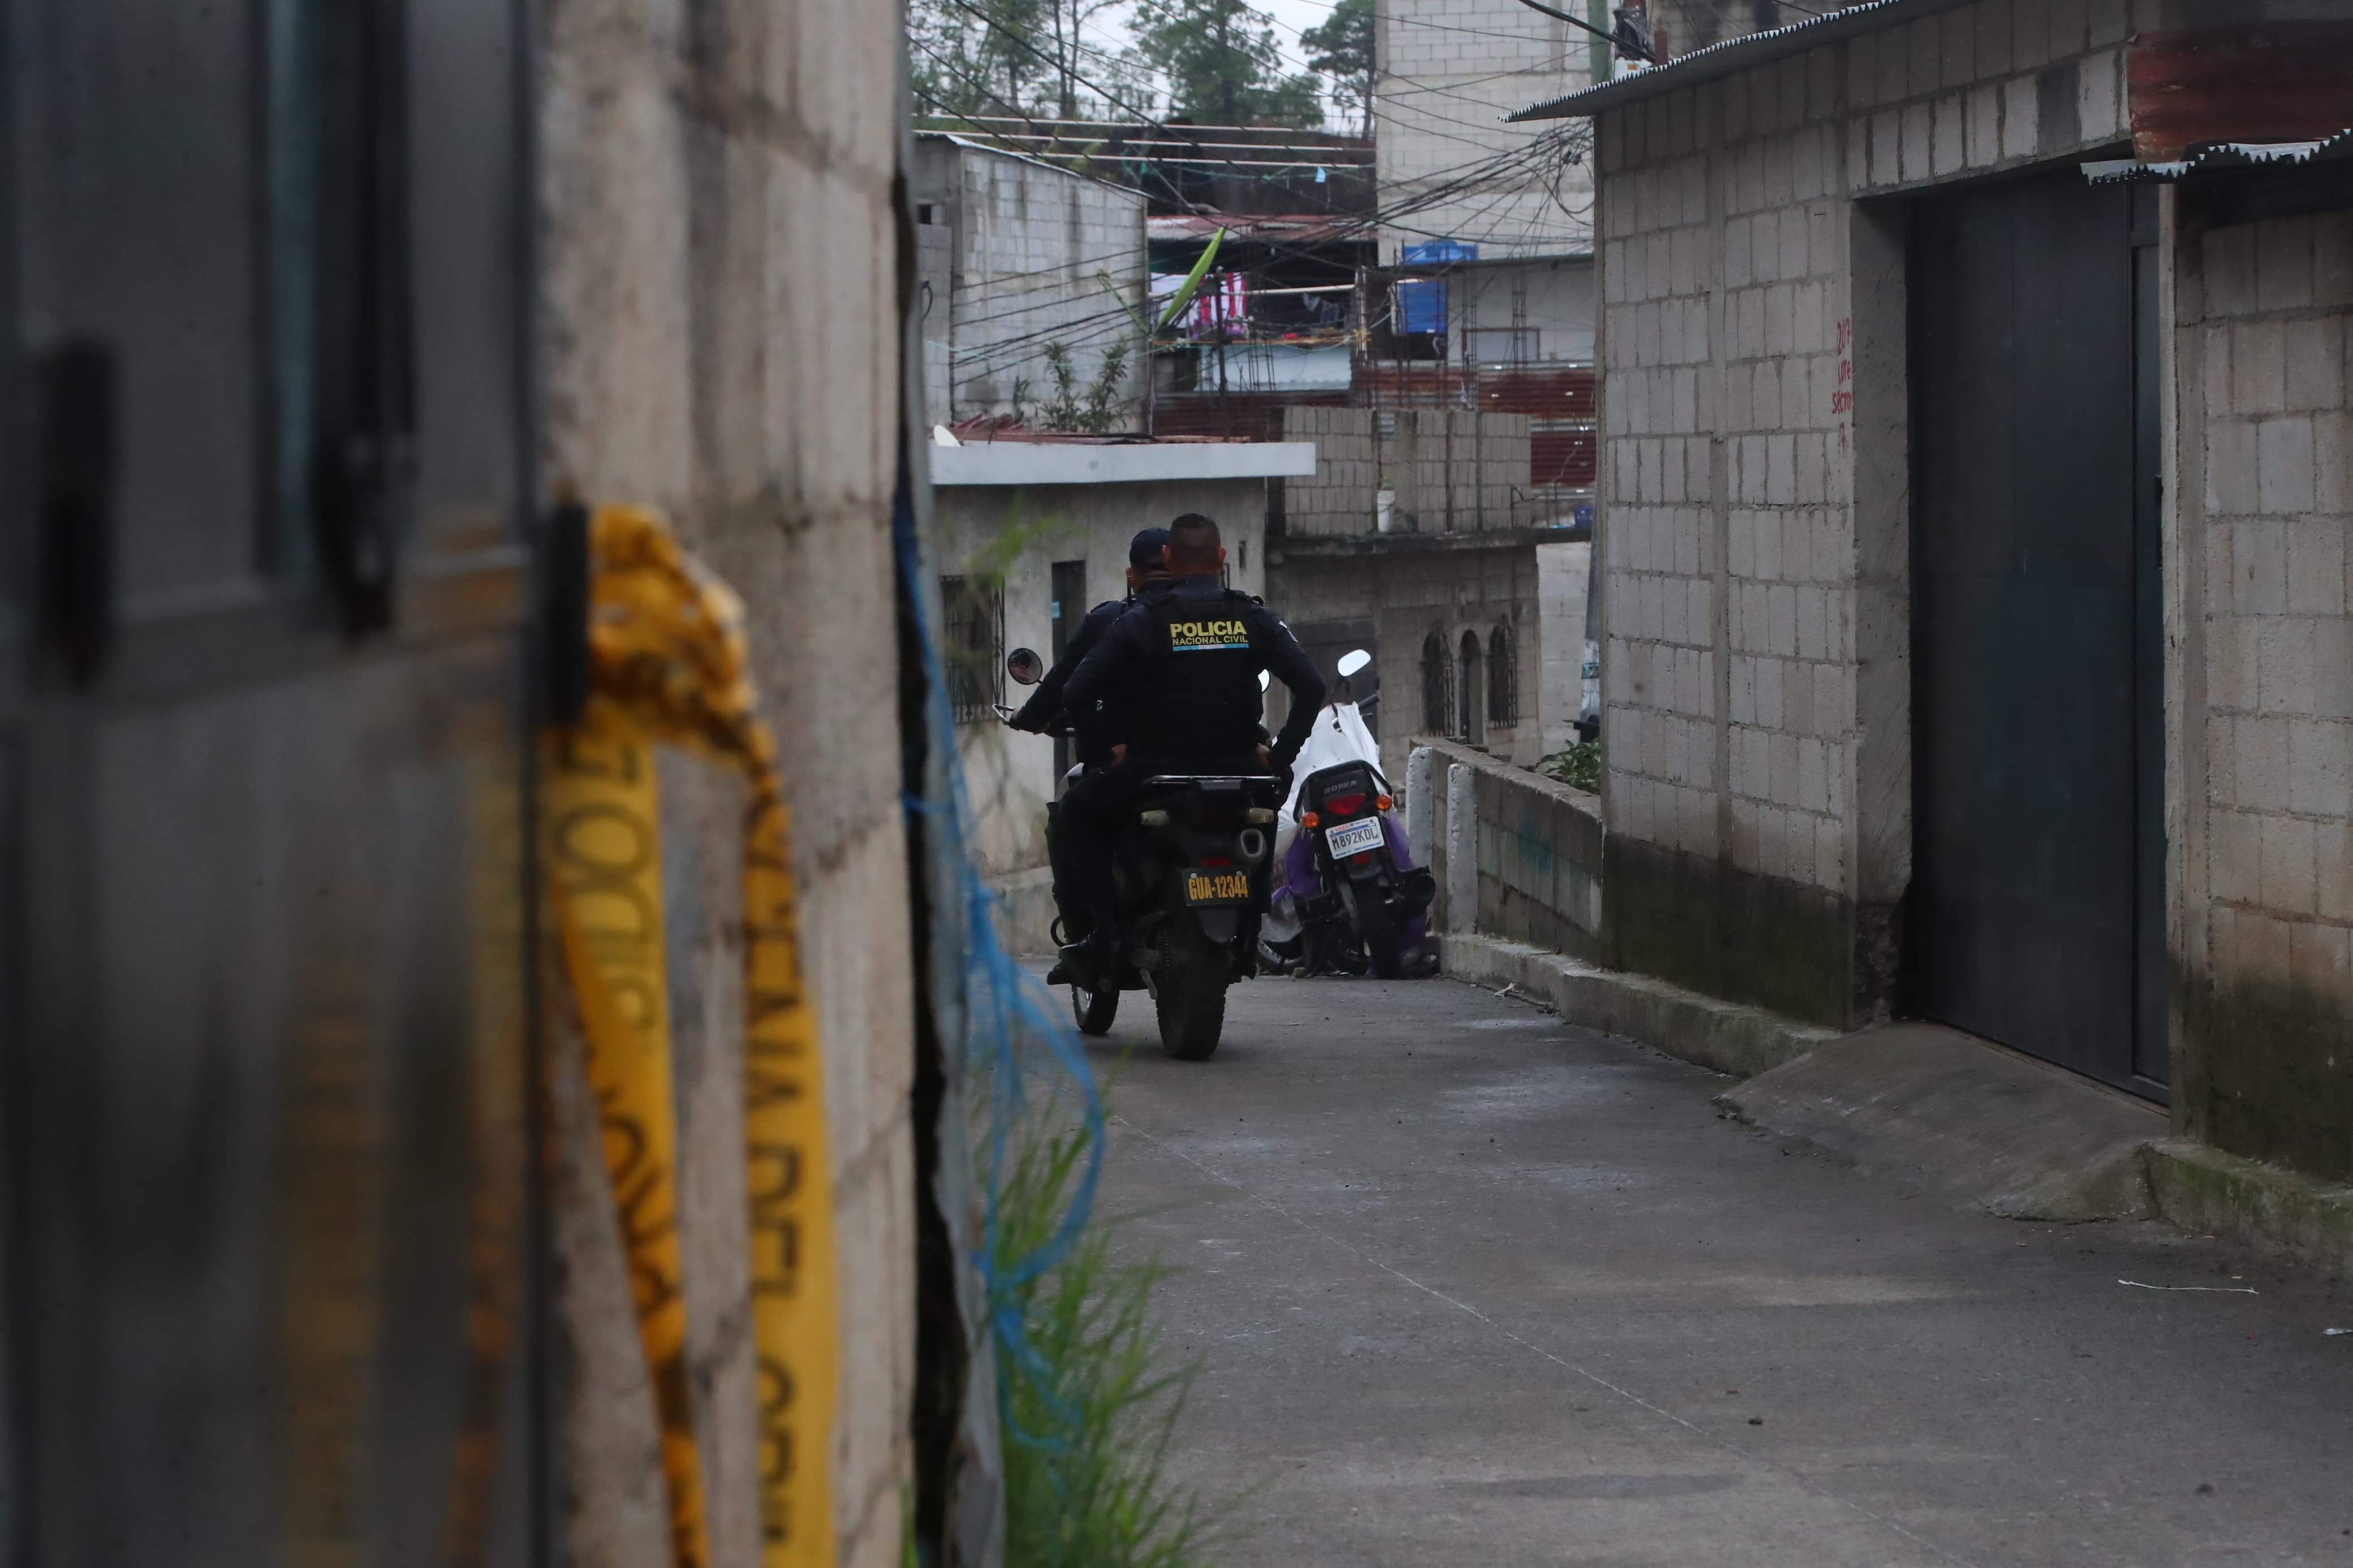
(1086, 974), (2353, 1568)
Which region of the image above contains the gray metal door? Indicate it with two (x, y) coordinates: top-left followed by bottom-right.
(4, 0), (546, 1559)
(1908, 172), (2167, 1096)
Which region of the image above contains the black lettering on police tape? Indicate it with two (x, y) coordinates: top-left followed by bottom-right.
(749, 1213), (803, 1295)
(757, 1353), (799, 1542)
(744, 996), (809, 1045)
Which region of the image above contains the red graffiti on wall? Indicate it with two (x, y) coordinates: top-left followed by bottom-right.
(1831, 317), (1854, 455)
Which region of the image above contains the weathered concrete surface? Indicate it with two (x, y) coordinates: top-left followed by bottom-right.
(986, 866), (1057, 957)
(1090, 974), (2353, 1567)
(1443, 932), (1834, 1078)
(2148, 1140), (2353, 1284)
(1720, 1023), (2167, 1222)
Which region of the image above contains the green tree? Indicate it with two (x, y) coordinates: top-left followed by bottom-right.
(911, 0), (1052, 118)
(1128, 0), (1324, 127)
(1299, 0), (1373, 125)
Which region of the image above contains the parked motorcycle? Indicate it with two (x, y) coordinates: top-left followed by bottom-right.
(1002, 648), (1280, 1061)
(1262, 650), (1437, 978)
(1293, 757), (1434, 978)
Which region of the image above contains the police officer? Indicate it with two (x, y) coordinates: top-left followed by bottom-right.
(1004, 526), (1170, 741)
(1008, 527), (1170, 949)
(1051, 512), (1325, 983)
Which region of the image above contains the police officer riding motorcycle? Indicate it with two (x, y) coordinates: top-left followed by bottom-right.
(1044, 512), (1326, 1060)
(1003, 527), (1171, 949)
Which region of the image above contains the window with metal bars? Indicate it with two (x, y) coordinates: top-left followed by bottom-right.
(1458, 629), (1485, 745)
(940, 574), (1003, 724)
(1488, 624), (1518, 728)
(1420, 629), (1451, 736)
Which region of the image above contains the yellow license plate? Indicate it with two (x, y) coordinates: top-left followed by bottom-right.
(1184, 869), (1251, 905)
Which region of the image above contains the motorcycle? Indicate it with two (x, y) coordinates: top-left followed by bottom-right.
(1001, 648), (1280, 1061)
(1261, 650), (1437, 979)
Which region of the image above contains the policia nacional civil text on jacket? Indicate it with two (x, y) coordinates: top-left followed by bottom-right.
(1054, 512), (1326, 976)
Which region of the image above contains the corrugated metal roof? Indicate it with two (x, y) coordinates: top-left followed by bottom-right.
(2082, 126), (2353, 183)
(1506, 0), (1969, 122)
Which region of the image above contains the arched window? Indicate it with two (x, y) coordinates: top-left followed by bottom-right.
(1458, 630), (1485, 745)
(1420, 629), (1452, 736)
(1488, 624), (1518, 728)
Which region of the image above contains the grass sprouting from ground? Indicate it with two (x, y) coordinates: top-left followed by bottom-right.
(993, 1109), (1219, 1568)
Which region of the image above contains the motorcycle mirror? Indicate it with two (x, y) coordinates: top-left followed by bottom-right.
(1006, 647), (1044, 685)
(1257, 669), (1270, 693)
(1337, 648), (1372, 679)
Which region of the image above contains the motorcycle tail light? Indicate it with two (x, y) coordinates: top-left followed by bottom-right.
(1375, 793), (1393, 811)
(1325, 791), (1367, 816)
(1300, 811), (1319, 828)
(1352, 853), (1373, 866)
(1200, 855), (1232, 868)
(1244, 806), (1275, 823)
(1138, 809), (1170, 826)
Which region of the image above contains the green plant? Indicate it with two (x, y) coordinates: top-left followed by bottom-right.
(993, 1109), (1218, 1568)
(1539, 738), (1601, 794)
(1040, 338), (1134, 434)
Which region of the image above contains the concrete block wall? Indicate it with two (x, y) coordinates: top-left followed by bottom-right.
(2178, 208), (2353, 1179)
(1537, 539), (1594, 755)
(1593, 0), (2150, 1027)
(1281, 405), (1537, 536)
(1270, 547), (1546, 779)
(540, 0), (913, 1562)
(1375, 0), (1596, 261)
(1838, 0), (2133, 198)
(913, 139), (1147, 423)
(1412, 738), (1606, 961)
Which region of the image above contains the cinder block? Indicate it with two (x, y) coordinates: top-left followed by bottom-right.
(2237, 711), (2294, 814)
(2287, 718), (2353, 819)
(2208, 420), (2261, 517)
(1902, 102), (1933, 183)
(2212, 807), (2264, 903)
(1906, 16), (1941, 97)
(2288, 519), (2349, 617)
(2258, 417), (2317, 515)
(2002, 75), (2037, 161)
(2258, 217), (2318, 313)
(2259, 810), (2320, 913)
(2079, 49), (2121, 143)
(2049, 0), (2089, 61)
(2319, 816), (2353, 923)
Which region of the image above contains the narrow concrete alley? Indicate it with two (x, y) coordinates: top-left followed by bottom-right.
(1089, 977), (2353, 1568)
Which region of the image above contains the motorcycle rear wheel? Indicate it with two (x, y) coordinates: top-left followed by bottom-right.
(1070, 981), (1119, 1036)
(1153, 920), (1228, 1061)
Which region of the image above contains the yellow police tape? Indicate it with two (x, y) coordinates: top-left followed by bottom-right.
(544, 505), (839, 1568)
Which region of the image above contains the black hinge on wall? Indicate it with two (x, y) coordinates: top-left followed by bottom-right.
(311, 0), (415, 636)
(36, 340), (117, 685)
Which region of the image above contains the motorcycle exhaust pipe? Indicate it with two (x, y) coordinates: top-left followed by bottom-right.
(1238, 827), (1268, 862)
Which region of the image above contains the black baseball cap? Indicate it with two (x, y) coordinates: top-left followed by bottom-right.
(1128, 527), (1171, 568)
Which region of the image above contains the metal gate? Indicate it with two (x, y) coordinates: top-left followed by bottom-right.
(4, 0), (547, 1560)
(1908, 171), (2167, 1096)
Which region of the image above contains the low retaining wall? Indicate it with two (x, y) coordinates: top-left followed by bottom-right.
(1408, 740), (1604, 963)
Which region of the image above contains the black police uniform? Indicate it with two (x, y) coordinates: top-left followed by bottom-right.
(1008, 590), (1136, 943)
(1055, 574), (1326, 944)
(1007, 594), (1132, 744)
